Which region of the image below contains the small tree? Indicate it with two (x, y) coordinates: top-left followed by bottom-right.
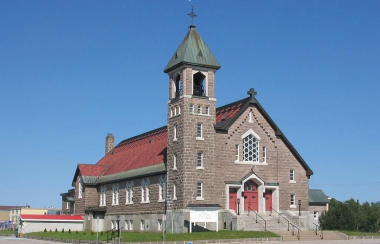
(68, 229), (71, 234)
(62, 228), (65, 233)
(55, 228), (58, 232)
(44, 228), (47, 232)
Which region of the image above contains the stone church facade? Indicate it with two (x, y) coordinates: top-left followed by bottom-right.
(62, 25), (313, 233)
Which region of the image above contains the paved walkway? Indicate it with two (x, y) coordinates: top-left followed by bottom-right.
(1, 237), (380, 244)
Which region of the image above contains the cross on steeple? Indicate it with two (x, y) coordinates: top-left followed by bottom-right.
(247, 88), (257, 98)
(188, 6), (197, 27)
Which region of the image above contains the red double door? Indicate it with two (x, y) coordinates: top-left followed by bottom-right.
(229, 188), (238, 212)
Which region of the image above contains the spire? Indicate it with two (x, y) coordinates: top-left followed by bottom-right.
(164, 9), (221, 73)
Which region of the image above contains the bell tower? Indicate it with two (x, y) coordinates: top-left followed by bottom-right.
(164, 18), (221, 223)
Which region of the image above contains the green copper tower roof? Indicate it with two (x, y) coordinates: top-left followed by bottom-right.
(164, 26), (221, 73)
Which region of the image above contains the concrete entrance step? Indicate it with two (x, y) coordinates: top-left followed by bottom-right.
(274, 230), (347, 242)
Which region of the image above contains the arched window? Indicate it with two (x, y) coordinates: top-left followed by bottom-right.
(78, 177), (83, 199)
(141, 179), (150, 203)
(100, 185), (106, 206)
(193, 72), (205, 96)
(175, 75), (181, 98)
(112, 184), (119, 205)
(242, 129), (260, 162)
(126, 181), (134, 204)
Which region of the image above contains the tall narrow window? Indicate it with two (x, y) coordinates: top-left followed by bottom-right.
(198, 105), (202, 114)
(112, 184), (119, 205)
(235, 144), (239, 161)
(173, 154), (177, 170)
(158, 176), (165, 202)
(197, 182), (203, 199)
(145, 186), (150, 202)
(125, 220), (129, 230)
(100, 185), (106, 206)
(141, 186), (145, 202)
(158, 219), (162, 231)
(141, 179), (150, 203)
(242, 132), (260, 162)
(170, 109), (173, 117)
(178, 106), (181, 114)
(78, 177), (83, 199)
(129, 220), (133, 230)
(197, 123), (203, 138)
(190, 104), (194, 114)
(290, 169), (295, 182)
(173, 183), (177, 200)
(126, 182), (134, 204)
(140, 220), (145, 230)
(193, 72), (206, 96)
(262, 146), (267, 163)
(290, 194), (295, 206)
(175, 75), (181, 98)
(173, 125), (177, 141)
(197, 152), (203, 168)
(174, 107), (177, 116)
(205, 106), (210, 115)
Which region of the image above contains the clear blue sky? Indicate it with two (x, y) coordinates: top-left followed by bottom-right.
(1, 0), (379, 208)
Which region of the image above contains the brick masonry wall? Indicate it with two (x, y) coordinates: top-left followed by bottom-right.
(214, 105), (310, 211)
(74, 175), (85, 215)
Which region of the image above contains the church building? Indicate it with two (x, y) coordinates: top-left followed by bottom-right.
(62, 22), (314, 233)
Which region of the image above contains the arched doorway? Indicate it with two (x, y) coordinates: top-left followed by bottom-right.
(244, 180), (258, 211)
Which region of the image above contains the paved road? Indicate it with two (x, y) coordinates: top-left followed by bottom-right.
(1, 237), (380, 244)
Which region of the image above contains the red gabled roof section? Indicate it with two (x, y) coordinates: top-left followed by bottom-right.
(78, 164), (107, 176)
(96, 126), (167, 176)
(20, 214), (83, 221)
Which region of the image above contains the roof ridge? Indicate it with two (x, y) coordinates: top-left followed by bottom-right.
(216, 97), (250, 112)
(117, 125), (167, 147)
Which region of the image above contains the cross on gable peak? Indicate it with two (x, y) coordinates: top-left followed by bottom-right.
(188, 6), (197, 27)
(247, 88), (257, 98)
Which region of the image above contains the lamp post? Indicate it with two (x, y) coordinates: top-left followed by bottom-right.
(116, 215), (120, 243)
(237, 198), (240, 215)
(298, 200), (301, 216)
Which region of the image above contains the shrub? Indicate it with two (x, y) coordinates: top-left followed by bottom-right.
(49, 229), (52, 233)
(44, 228), (47, 232)
(62, 228), (64, 233)
(100, 231), (103, 236)
(55, 228), (58, 232)
(68, 229), (71, 234)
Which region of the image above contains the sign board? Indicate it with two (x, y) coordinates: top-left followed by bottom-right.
(189, 210), (218, 223)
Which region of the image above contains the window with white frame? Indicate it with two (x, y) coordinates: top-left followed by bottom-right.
(262, 146), (267, 163)
(173, 183), (177, 200)
(111, 220), (115, 230)
(178, 106), (181, 114)
(198, 105), (202, 114)
(112, 184), (119, 205)
(314, 211), (319, 219)
(290, 169), (295, 182)
(100, 185), (106, 206)
(170, 109), (173, 117)
(129, 220), (133, 230)
(174, 107), (177, 116)
(197, 152), (203, 168)
(140, 220), (145, 230)
(158, 219), (162, 231)
(173, 154), (177, 170)
(66, 202), (69, 210)
(235, 144), (239, 161)
(158, 176), (166, 202)
(141, 179), (150, 203)
(196, 123), (203, 138)
(242, 130), (260, 162)
(196, 182), (203, 200)
(173, 125), (177, 141)
(205, 106), (209, 115)
(190, 104), (194, 114)
(78, 177), (83, 199)
(126, 181), (134, 204)
(290, 194), (295, 206)
(125, 220), (129, 230)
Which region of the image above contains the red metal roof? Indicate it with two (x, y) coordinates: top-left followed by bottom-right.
(77, 99), (248, 179)
(96, 126), (167, 176)
(20, 215), (83, 221)
(78, 164), (107, 176)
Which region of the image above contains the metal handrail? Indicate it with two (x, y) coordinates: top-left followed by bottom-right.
(289, 222), (301, 240)
(247, 206), (266, 231)
(313, 223), (323, 239)
(105, 228), (116, 243)
(271, 208), (290, 231)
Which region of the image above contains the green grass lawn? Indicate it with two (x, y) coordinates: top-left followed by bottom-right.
(340, 230), (380, 236)
(0, 230), (15, 236)
(27, 230), (278, 242)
